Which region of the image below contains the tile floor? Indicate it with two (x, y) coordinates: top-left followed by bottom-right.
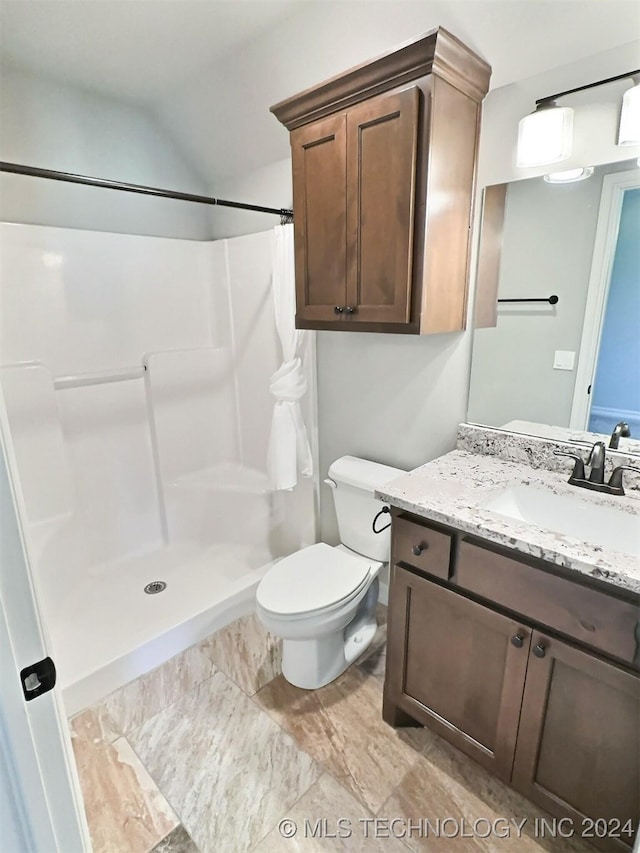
(69, 608), (596, 853)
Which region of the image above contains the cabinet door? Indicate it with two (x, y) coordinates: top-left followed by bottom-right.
(291, 114), (348, 323)
(512, 632), (639, 851)
(345, 87), (419, 324)
(384, 567), (531, 780)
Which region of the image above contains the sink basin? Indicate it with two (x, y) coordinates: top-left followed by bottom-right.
(483, 485), (640, 559)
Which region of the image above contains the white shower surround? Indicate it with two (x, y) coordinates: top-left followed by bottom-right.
(0, 223), (317, 714)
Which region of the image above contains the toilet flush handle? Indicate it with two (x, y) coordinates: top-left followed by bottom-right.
(324, 477), (337, 489)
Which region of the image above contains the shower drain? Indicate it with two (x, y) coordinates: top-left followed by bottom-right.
(144, 581), (167, 595)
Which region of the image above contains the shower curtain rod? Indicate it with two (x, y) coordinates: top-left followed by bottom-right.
(0, 161), (294, 221)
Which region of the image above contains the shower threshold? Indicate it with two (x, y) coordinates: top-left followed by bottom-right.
(45, 542), (273, 715)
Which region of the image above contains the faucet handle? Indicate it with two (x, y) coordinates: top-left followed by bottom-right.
(553, 451), (585, 481)
(608, 465), (640, 495)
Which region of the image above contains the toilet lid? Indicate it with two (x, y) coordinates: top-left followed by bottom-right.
(256, 543), (373, 616)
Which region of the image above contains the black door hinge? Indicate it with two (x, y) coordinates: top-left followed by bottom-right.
(20, 657), (56, 701)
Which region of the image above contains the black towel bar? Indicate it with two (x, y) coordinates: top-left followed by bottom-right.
(498, 295), (559, 305)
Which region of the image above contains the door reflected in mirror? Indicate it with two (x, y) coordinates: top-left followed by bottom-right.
(468, 158), (640, 454)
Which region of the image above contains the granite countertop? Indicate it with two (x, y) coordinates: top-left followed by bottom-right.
(376, 449), (640, 595)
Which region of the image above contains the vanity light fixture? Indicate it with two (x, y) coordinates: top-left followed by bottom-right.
(544, 166), (594, 184)
(618, 77), (640, 145)
(517, 68), (640, 168)
(517, 102), (573, 167)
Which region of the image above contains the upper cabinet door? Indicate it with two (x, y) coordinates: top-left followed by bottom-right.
(345, 87), (419, 325)
(291, 114), (348, 324)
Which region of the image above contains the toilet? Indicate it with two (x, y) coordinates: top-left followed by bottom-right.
(256, 455), (404, 689)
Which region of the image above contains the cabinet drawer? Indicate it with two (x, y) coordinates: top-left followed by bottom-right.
(456, 539), (640, 667)
(392, 514), (452, 580)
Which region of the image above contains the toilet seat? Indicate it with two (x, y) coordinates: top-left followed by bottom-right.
(256, 543), (378, 618)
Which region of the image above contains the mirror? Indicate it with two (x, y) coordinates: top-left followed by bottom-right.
(468, 157), (640, 455)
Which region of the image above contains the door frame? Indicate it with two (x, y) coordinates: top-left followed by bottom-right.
(0, 390), (90, 851)
(570, 169), (640, 430)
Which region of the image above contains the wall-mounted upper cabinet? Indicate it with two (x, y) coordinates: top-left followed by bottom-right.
(271, 28), (491, 334)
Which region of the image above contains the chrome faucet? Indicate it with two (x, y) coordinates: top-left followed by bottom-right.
(609, 421), (630, 449)
(555, 440), (640, 496)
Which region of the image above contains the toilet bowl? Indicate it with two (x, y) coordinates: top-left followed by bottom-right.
(256, 456), (404, 689)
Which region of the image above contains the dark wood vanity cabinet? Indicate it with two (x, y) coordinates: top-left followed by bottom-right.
(271, 28), (491, 334)
(512, 632), (640, 840)
(384, 512), (640, 851)
(386, 565), (531, 780)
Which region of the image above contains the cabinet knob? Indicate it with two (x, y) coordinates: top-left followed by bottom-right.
(412, 543), (427, 557)
(334, 306), (344, 314)
(533, 643), (547, 658)
(344, 306), (356, 315)
(511, 633), (525, 648)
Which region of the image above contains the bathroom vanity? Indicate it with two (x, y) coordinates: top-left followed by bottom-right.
(380, 428), (640, 852)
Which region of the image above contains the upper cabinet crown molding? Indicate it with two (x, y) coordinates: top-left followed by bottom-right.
(270, 27), (492, 130)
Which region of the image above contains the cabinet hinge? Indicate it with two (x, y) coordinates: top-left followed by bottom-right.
(20, 656), (57, 701)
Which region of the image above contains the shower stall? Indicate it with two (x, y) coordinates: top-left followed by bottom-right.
(0, 219), (317, 715)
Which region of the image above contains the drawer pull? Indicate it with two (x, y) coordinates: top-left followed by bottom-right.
(533, 643), (547, 659)
(511, 633), (525, 648)
(394, 516), (451, 581)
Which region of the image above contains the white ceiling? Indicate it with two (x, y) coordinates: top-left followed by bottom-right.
(0, 0), (301, 101)
(1, 0), (639, 187)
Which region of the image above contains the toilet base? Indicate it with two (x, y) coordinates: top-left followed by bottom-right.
(281, 578), (379, 690)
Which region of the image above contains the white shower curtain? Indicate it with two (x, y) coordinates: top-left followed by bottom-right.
(267, 224), (313, 491)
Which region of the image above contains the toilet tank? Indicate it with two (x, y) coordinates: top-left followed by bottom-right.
(327, 456), (405, 561)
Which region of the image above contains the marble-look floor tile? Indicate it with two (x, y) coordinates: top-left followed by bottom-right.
(384, 732), (596, 853)
(71, 735), (179, 853)
(423, 735), (596, 853)
(70, 705), (119, 745)
(254, 665), (428, 814)
(253, 773), (409, 852)
(99, 642), (217, 737)
(128, 669), (321, 853)
(200, 612), (281, 695)
(152, 825), (199, 852)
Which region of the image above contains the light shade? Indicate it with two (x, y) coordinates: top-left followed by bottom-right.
(618, 81), (640, 145)
(544, 167), (594, 184)
(517, 102), (573, 167)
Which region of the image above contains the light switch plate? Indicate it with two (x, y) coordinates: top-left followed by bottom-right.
(553, 350), (576, 371)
